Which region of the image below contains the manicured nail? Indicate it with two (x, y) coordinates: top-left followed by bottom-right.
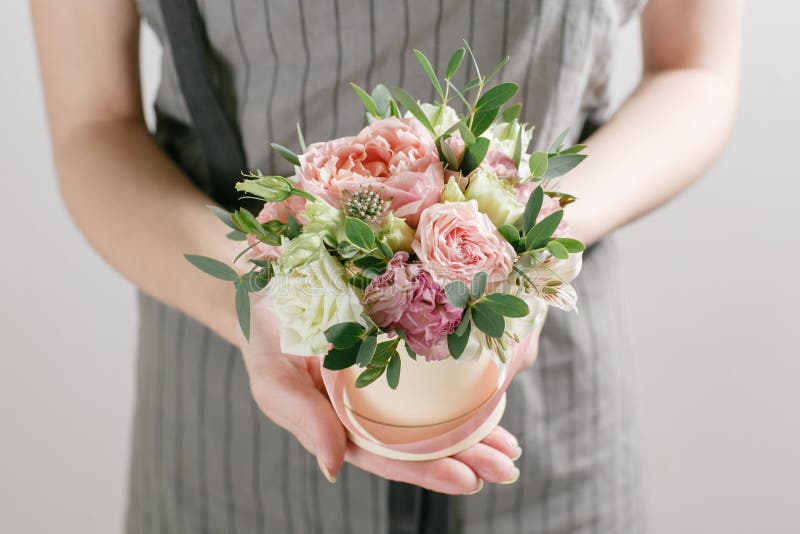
(467, 479), (484, 495)
(317, 457), (336, 484)
(511, 447), (523, 461)
(499, 467), (520, 485)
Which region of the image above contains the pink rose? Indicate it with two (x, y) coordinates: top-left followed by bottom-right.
(244, 197), (306, 262)
(412, 200), (516, 287)
(480, 150), (517, 179)
(363, 252), (463, 359)
(297, 117), (444, 227)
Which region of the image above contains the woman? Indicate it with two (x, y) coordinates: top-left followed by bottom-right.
(31, 0), (741, 532)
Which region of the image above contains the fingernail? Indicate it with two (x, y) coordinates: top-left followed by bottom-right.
(467, 479), (484, 495)
(499, 467), (520, 485)
(511, 447), (523, 461)
(317, 457), (336, 484)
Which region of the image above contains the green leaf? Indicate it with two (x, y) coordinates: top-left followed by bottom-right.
(471, 271), (487, 299)
(389, 99), (400, 118)
(344, 217), (375, 250)
(413, 49), (444, 101)
(447, 319), (471, 359)
(377, 240), (393, 259)
(356, 335), (377, 367)
(444, 281), (470, 308)
(541, 154), (587, 180)
(528, 151), (549, 179)
(445, 47), (465, 80)
(439, 137), (459, 169)
(208, 205), (238, 230)
(371, 84), (394, 117)
(392, 87), (435, 133)
(353, 256), (387, 277)
(372, 339), (399, 366)
(355, 366), (385, 388)
(485, 56), (510, 84)
(455, 313), (470, 336)
(555, 237), (586, 253)
(460, 137), (490, 175)
(549, 128), (569, 153)
(501, 103), (522, 123)
(483, 293), (529, 318)
(497, 224), (520, 245)
(348, 274), (372, 290)
(270, 143), (301, 166)
(226, 230), (247, 241)
(324, 322), (365, 349)
(546, 240), (569, 259)
(476, 82), (518, 110)
(469, 106), (500, 137)
(184, 254), (239, 282)
(286, 213), (301, 238)
(323, 347), (358, 370)
(522, 186), (544, 235)
(560, 144), (586, 155)
(525, 210), (564, 250)
(296, 123), (306, 151)
(231, 208), (263, 235)
(386, 351), (401, 389)
(471, 302), (505, 339)
(456, 121), (477, 145)
(462, 40), (481, 81)
(235, 281), (251, 340)
(350, 83), (383, 118)
(512, 126), (523, 169)
(337, 241), (360, 259)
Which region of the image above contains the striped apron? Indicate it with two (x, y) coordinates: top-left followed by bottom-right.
(127, 1), (647, 532)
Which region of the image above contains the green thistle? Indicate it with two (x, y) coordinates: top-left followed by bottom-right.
(344, 187), (388, 223)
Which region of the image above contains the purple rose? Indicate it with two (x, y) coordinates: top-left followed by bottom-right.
(363, 252), (464, 360)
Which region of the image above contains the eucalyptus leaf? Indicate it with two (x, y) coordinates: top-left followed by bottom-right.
(371, 84), (394, 117)
(560, 144), (587, 155)
(469, 106), (500, 137)
(344, 217), (375, 250)
(471, 271), (487, 299)
(392, 88), (435, 133)
(548, 128), (569, 153)
(235, 281), (251, 340)
(226, 230), (247, 241)
(525, 210), (564, 250)
(356, 366), (385, 388)
(512, 126), (523, 168)
(445, 47), (465, 80)
(497, 224), (520, 245)
(323, 347), (358, 370)
(348, 274), (372, 290)
(296, 123), (306, 151)
(483, 293), (529, 318)
(528, 151), (549, 179)
(485, 56), (510, 84)
(353, 256), (387, 277)
(444, 281), (470, 308)
(270, 143), (301, 167)
(377, 239), (393, 259)
(471, 302), (505, 339)
(555, 237), (586, 253)
(522, 186), (544, 235)
(476, 82), (518, 110)
(456, 121), (477, 145)
(413, 49), (444, 101)
(386, 351), (401, 389)
(462, 40), (481, 81)
(546, 240), (570, 260)
(356, 335), (378, 367)
(500, 103), (522, 123)
(208, 205), (238, 230)
(460, 137), (490, 175)
(184, 254), (240, 282)
(286, 213), (301, 238)
(448, 319), (471, 359)
(541, 154), (587, 180)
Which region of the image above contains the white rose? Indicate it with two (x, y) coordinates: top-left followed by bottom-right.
(269, 233), (365, 355)
(464, 168), (525, 227)
(299, 198), (345, 243)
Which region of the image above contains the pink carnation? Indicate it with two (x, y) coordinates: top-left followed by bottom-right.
(363, 252), (463, 360)
(297, 117), (444, 227)
(412, 200), (516, 287)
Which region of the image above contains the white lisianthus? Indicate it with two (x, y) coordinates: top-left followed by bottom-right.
(464, 168), (525, 227)
(299, 198), (346, 243)
(379, 213), (416, 253)
(269, 233), (365, 355)
(415, 103), (460, 137)
(482, 120), (534, 159)
(440, 176), (466, 203)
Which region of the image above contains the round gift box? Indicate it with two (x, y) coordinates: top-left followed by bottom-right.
(320, 338), (509, 461)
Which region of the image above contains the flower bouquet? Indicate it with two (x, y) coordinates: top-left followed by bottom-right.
(187, 44), (586, 460)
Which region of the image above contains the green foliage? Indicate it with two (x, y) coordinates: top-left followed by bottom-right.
(500, 103), (522, 123)
(392, 87), (435, 134)
(386, 351), (401, 389)
(371, 84), (396, 118)
(324, 322), (365, 349)
(522, 186), (544, 235)
(447, 318), (471, 359)
(350, 83), (383, 119)
(541, 154), (587, 180)
(184, 254), (239, 281)
(444, 281), (470, 308)
(475, 82), (518, 110)
(208, 205), (238, 230)
(554, 237), (586, 253)
(546, 240), (569, 259)
(471, 271), (487, 299)
(413, 49), (444, 101)
(344, 217), (376, 250)
(323, 348), (358, 370)
(528, 151), (548, 179)
(497, 224), (520, 246)
(460, 137), (490, 175)
(270, 143), (301, 166)
(235, 280), (251, 340)
(525, 210), (564, 250)
(356, 335), (378, 367)
(483, 293), (529, 318)
(471, 302), (505, 339)
(445, 47), (465, 80)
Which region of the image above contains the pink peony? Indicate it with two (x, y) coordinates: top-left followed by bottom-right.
(244, 197), (306, 262)
(363, 252), (463, 359)
(412, 200), (516, 287)
(297, 117), (444, 227)
(480, 150), (518, 179)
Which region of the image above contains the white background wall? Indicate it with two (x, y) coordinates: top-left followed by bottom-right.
(2, 1), (798, 532)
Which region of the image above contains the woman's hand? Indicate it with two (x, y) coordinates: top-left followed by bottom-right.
(241, 298), (531, 494)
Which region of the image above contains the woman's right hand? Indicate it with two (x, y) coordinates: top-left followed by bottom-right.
(240, 300), (523, 495)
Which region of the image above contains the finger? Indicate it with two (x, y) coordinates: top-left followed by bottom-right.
(452, 442), (519, 484)
(254, 379), (347, 482)
(345, 443), (482, 495)
(480, 426), (522, 460)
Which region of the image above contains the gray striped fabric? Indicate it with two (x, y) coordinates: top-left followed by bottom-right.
(129, 1), (647, 532)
